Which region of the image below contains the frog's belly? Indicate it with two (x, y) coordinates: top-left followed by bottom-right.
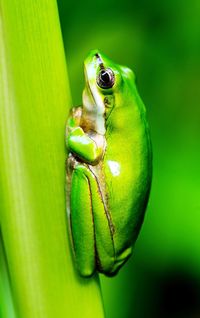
(103, 144), (151, 257)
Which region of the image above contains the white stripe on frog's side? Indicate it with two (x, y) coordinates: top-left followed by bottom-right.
(107, 160), (121, 177)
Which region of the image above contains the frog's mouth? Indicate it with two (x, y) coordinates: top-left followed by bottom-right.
(83, 63), (106, 135)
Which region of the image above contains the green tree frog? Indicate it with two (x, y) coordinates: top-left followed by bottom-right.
(66, 50), (152, 277)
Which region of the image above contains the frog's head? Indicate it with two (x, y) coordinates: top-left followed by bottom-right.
(83, 50), (135, 134)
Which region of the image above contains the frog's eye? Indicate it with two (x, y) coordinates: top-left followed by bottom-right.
(97, 68), (115, 89)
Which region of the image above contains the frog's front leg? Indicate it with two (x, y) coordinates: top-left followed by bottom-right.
(67, 126), (105, 165)
(70, 164), (115, 277)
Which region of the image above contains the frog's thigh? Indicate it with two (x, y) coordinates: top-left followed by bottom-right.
(78, 166), (115, 273)
(70, 165), (95, 277)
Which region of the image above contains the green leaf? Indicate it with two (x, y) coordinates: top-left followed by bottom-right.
(0, 1), (104, 317)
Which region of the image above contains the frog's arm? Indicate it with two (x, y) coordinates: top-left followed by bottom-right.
(66, 107), (105, 164)
(66, 107), (82, 132)
(67, 127), (105, 164)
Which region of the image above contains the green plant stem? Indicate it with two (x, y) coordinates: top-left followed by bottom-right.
(0, 1), (104, 317)
(0, 231), (16, 318)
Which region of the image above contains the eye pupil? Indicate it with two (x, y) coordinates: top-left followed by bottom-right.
(101, 71), (110, 83)
(97, 68), (115, 89)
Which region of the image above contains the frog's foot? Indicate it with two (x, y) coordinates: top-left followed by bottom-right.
(100, 247), (132, 277)
(66, 153), (80, 173)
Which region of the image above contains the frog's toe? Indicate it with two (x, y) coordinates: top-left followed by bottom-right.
(103, 246), (132, 277)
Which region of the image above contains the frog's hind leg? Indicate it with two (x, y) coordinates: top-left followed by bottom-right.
(85, 168), (115, 274)
(70, 164), (115, 276)
(106, 246), (133, 276)
(70, 165), (95, 277)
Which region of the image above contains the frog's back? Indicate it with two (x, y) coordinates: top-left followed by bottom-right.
(103, 84), (152, 259)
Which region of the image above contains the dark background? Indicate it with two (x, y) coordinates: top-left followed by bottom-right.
(58, 1), (200, 317)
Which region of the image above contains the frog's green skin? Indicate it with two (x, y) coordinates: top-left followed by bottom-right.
(66, 50), (152, 277)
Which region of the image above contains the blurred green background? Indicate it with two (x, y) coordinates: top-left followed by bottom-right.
(58, 1), (200, 317)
